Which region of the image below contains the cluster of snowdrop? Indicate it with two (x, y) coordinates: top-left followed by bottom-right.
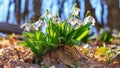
(19, 4), (96, 60)
(20, 3), (95, 32)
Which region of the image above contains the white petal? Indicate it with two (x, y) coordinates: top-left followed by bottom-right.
(74, 8), (80, 16)
(84, 16), (95, 25)
(52, 17), (61, 24)
(20, 23), (26, 28)
(48, 13), (52, 18)
(25, 24), (31, 31)
(67, 17), (75, 26)
(74, 19), (82, 29)
(32, 20), (44, 30)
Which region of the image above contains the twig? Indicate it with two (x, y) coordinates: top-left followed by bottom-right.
(14, 48), (21, 60)
(73, 45), (89, 68)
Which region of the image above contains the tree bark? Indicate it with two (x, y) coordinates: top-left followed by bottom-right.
(21, 0), (28, 23)
(33, 0), (42, 16)
(6, 0), (12, 23)
(106, 0), (120, 31)
(0, 23), (23, 34)
(14, 0), (21, 25)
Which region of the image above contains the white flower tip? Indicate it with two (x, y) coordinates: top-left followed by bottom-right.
(84, 16), (95, 25)
(20, 23), (26, 28)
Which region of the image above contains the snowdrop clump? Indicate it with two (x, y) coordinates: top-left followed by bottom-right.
(19, 3), (96, 62)
(21, 3), (95, 32)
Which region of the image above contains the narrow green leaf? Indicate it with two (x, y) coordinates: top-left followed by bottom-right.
(17, 42), (27, 46)
(22, 32), (34, 37)
(73, 22), (92, 39)
(35, 31), (41, 40)
(21, 37), (38, 57)
(76, 29), (90, 41)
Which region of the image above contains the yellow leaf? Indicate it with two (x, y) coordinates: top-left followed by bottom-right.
(96, 47), (106, 56)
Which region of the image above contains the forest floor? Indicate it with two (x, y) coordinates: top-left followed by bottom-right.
(0, 34), (120, 68)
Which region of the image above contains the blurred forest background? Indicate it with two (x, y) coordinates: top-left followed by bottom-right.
(0, 0), (120, 34)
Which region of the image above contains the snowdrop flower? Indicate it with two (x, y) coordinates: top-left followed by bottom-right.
(84, 16), (95, 25)
(67, 17), (75, 26)
(53, 17), (61, 24)
(42, 9), (52, 19)
(20, 23), (27, 28)
(43, 21), (48, 27)
(47, 12), (52, 18)
(74, 19), (82, 29)
(52, 13), (61, 24)
(68, 15), (82, 28)
(20, 23), (32, 31)
(32, 20), (42, 30)
(72, 7), (80, 16)
(24, 23), (32, 31)
(71, 3), (80, 16)
(32, 20), (48, 30)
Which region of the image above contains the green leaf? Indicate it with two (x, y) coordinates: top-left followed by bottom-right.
(35, 45), (43, 56)
(73, 22), (92, 40)
(17, 42), (27, 46)
(35, 31), (41, 40)
(22, 32), (34, 38)
(41, 65), (48, 68)
(81, 32), (94, 43)
(21, 37), (38, 57)
(76, 29), (90, 41)
(70, 39), (79, 45)
(85, 11), (91, 17)
(101, 31), (112, 42)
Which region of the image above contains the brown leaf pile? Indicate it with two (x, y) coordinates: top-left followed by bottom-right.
(0, 34), (120, 68)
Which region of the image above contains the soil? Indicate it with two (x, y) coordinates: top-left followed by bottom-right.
(0, 35), (120, 68)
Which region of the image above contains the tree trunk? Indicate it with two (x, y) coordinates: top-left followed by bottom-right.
(33, 0), (42, 16)
(0, 23), (23, 34)
(14, 0), (21, 25)
(106, 0), (120, 31)
(6, 0), (12, 23)
(21, 0), (28, 23)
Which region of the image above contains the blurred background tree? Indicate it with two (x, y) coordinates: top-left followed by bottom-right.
(0, 0), (120, 34)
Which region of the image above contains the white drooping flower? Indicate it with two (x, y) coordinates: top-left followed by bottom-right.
(52, 14), (61, 24)
(84, 16), (95, 25)
(20, 23), (32, 31)
(52, 17), (61, 24)
(32, 20), (42, 30)
(71, 4), (80, 16)
(67, 17), (82, 29)
(47, 12), (52, 18)
(67, 17), (75, 26)
(20, 23), (26, 28)
(74, 19), (82, 29)
(43, 21), (48, 27)
(72, 7), (80, 16)
(25, 24), (32, 31)
(32, 20), (48, 30)
(42, 9), (52, 19)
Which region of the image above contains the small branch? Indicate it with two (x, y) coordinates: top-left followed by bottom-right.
(73, 46), (89, 68)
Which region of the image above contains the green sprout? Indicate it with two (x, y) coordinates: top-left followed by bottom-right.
(101, 30), (112, 42)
